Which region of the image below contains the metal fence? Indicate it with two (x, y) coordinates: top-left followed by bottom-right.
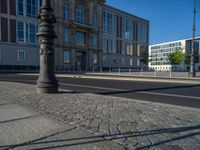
(1, 66), (200, 78)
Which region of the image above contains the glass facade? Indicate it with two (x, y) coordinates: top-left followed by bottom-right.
(102, 10), (148, 59)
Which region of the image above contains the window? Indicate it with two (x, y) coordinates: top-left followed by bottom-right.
(103, 11), (116, 34)
(76, 8), (85, 24)
(125, 18), (132, 40)
(122, 57), (125, 66)
(17, 22), (37, 44)
(92, 13), (98, 27)
(93, 53), (98, 64)
(138, 23), (147, 43)
(113, 57), (116, 64)
(26, 0), (38, 18)
(103, 11), (107, 33)
(17, 0), (39, 18)
(91, 34), (98, 47)
(63, 4), (70, 21)
(17, 0), (24, 16)
(113, 40), (116, 54)
(76, 32), (85, 45)
(107, 12), (113, 34)
(18, 50), (25, 61)
(17, 22), (25, 43)
(130, 58), (133, 66)
(103, 37), (107, 53)
(103, 56), (106, 64)
(29, 23), (37, 43)
(64, 28), (70, 43)
(0, 50), (1, 61)
(64, 51), (70, 63)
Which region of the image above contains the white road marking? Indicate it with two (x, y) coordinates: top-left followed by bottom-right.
(60, 83), (126, 91)
(138, 91), (200, 100)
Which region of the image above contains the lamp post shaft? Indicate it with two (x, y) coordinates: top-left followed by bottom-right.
(36, 0), (59, 94)
(189, 0), (196, 77)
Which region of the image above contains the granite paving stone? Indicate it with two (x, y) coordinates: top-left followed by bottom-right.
(0, 81), (200, 150)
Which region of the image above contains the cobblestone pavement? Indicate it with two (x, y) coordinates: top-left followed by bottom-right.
(0, 81), (200, 150)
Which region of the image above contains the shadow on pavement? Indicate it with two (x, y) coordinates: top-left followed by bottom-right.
(1, 124), (199, 150)
(96, 84), (200, 96)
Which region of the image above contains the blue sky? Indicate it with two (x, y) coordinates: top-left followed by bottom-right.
(106, 0), (200, 45)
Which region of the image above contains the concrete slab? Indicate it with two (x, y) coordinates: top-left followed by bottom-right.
(0, 104), (39, 123)
(12, 127), (125, 150)
(0, 115), (74, 146)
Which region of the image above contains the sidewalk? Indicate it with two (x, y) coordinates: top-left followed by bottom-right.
(0, 81), (200, 149)
(18, 73), (200, 84)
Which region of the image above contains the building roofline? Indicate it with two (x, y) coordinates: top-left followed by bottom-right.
(103, 4), (149, 23)
(150, 36), (200, 47)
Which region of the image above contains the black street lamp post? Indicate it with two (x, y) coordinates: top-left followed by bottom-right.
(36, 0), (59, 94)
(189, 0), (197, 77)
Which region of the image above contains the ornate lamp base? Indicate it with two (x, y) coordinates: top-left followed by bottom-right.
(36, 82), (58, 94)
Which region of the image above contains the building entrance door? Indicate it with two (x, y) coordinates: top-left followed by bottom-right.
(75, 51), (87, 71)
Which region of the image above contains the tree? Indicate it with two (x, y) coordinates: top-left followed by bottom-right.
(168, 49), (184, 65)
(184, 53), (190, 65)
(140, 50), (149, 65)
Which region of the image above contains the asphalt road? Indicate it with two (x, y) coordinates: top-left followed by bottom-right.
(0, 73), (200, 108)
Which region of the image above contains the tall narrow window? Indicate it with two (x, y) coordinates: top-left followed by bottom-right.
(103, 11), (107, 33)
(76, 32), (85, 45)
(91, 34), (98, 47)
(26, 0), (38, 18)
(0, 49), (1, 61)
(17, 21), (25, 43)
(18, 50), (25, 61)
(93, 53), (98, 64)
(92, 13), (98, 27)
(103, 37), (107, 53)
(29, 23), (37, 43)
(64, 51), (70, 63)
(76, 8), (85, 24)
(17, 0), (24, 16)
(64, 28), (70, 43)
(63, 4), (70, 21)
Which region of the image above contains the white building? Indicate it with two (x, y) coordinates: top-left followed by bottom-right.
(149, 37), (200, 71)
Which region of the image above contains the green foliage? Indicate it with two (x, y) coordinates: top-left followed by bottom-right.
(168, 49), (184, 65)
(184, 53), (190, 65)
(140, 50), (149, 65)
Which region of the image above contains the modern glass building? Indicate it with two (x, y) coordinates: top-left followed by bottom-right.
(0, 0), (149, 71)
(149, 37), (200, 71)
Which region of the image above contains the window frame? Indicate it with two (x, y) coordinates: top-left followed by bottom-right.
(18, 50), (25, 62)
(63, 51), (70, 64)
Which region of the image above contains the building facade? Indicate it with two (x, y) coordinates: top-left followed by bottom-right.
(0, 0), (149, 71)
(149, 37), (200, 71)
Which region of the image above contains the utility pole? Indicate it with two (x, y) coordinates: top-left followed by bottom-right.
(189, 0), (196, 77)
(36, 0), (59, 93)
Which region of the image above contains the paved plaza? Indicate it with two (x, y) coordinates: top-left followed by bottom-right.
(0, 81), (200, 149)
